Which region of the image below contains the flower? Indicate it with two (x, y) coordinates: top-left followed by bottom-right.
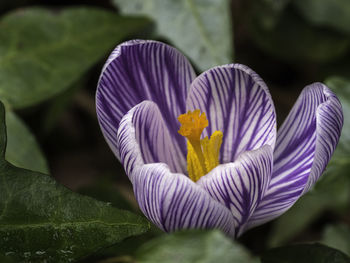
(96, 40), (343, 238)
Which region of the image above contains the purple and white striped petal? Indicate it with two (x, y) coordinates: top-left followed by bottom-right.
(248, 83), (343, 228)
(96, 40), (196, 159)
(187, 64), (276, 163)
(133, 163), (236, 237)
(117, 101), (187, 178)
(118, 101), (234, 236)
(197, 145), (273, 237)
(116, 101), (235, 236)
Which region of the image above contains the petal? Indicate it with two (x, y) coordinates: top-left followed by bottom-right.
(117, 101), (186, 178)
(117, 100), (236, 237)
(96, 40), (196, 159)
(303, 86), (343, 192)
(133, 163), (236, 237)
(248, 83), (343, 228)
(187, 64), (276, 163)
(197, 145), (273, 237)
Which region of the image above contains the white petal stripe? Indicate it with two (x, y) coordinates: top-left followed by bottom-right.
(247, 83), (343, 228)
(187, 64), (276, 163)
(132, 101), (186, 174)
(117, 101), (187, 180)
(133, 163), (236, 237)
(197, 145), (273, 236)
(97, 40), (196, 161)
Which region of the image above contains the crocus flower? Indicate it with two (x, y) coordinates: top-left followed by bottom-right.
(96, 40), (343, 238)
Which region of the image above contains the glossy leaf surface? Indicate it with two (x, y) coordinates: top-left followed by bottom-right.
(0, 7), (151, 109)
(0, 102), (150, 262)
(113, 0), (233, 71)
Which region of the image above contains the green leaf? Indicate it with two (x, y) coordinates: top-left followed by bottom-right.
(113, 0), (233, 71)
(249, 0), (291, 30)
(0, 102), (150, 262)
(262, 243), (350, 263)
(93, 225), (163, 259)
(267, 193), (331, 247)
(78, 179), (135, 212)
(267, 77), (350, 247)
(135, 230), (257, 263)
(249, 10), (349, 63)
(319, 54), (350, 81)
(0, 7), (152, 109)
(41, 79), (82, 135)
(293, 0), (350, 35)
(268, 170), (350, 247)
(322, 224), (350, 256)
(5, 110), (49, 174)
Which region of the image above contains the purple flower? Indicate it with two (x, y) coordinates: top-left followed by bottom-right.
(96, 40), (343, 238)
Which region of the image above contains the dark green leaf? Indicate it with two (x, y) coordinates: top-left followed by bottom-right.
(5, 110), (49, 174)
(268, 170), (350, 246)
(267, 77), (350, 246)
(293, 0), (350, 34)
(267, 193), (331, 247)
(135, 230), (257, 263)
(0, 102), (150, 262)
(0, 7), (152, 109)
(250, 0), (291, 30)
(113, 0), (233, 71)
(93, 225), (163, 259)
(261, 243), (350, 263)
(78, 179), (135, 212)
(41, 80), (81, 135)
(249, 10), (349, 63)
(322, 224), (350, 256)
(319, 55), (350, 81)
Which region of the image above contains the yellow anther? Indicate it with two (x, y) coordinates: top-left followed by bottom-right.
(178, 110), (223, 182)
(201, 131), (223, 173)
(187, 141), (205, 182)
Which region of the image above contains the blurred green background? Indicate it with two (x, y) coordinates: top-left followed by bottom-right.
(0, 0), (350, 262)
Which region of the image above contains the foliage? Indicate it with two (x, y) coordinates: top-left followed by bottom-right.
(5, 109), (49, 174)
(248, 2), (349, 63)
(0, 7), (151, 109)
(293, 0), (350, 34)
(114, 0), (233, 71)
(322, 224), (350, 256)
(0, 0), (350, 262)
(261, 243), (350, 263)
(0, 102), (150, 262)
(135, 230), (257, 263)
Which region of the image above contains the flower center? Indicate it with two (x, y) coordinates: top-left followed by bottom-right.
(178, 110), (223, 182)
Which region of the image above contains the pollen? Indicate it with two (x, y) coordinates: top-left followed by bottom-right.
(178, 109), (208, 141)
(178, 110), (223, 182)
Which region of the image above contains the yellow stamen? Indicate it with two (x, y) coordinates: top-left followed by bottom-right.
(178, 110), (223, 182)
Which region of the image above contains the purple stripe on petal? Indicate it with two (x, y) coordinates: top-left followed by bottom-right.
(247, 83), (343, 229)
(96, 40), (196, 160)
(303, 87), (343, 192)
(187, 64), (276, 163)
(116, 104), (144, 180)
(133, 163), (236, 238)
(117, 101), (187, 180)
(132, 101), (186, 173)
(197, 145), (273, 237)
(116, 101), (235, 235)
